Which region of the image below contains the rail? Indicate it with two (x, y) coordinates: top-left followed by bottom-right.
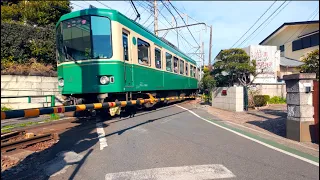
(1, 96), (195, 120)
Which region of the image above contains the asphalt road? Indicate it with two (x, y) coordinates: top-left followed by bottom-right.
(2, 102), (319, 180)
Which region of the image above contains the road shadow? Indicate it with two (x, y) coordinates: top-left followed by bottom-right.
(247, 109), (287, 137)
(1, 100), (191, 180)
(1, 114), (108, 180)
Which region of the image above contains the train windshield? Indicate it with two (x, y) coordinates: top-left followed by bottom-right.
(56, 16), (112, 63)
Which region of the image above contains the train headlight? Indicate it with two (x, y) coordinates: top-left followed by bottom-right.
(58, 79), (64, 87)
(100, 76), (110, 85)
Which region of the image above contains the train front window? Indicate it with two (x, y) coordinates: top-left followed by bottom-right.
(56, 16), (112, 63)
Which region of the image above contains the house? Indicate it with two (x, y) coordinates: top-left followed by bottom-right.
(259, 20), (319, 78)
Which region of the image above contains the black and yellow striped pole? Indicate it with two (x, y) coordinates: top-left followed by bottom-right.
(1, 96), (195, 120)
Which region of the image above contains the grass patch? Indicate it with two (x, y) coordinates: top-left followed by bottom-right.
(268, 96), (286, 104)
(1, 113), (61, 133)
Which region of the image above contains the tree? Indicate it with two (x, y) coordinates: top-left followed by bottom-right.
(212, 48), (257, 87)
(1, 1), (72, 26)
(199, 66), (216, 103)
(300, 49), (319, 79)
(200, 66), (216, 92)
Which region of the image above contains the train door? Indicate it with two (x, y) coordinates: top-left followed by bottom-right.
(122, 30), (133, 88)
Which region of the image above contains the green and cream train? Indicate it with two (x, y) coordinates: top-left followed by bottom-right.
(56, 8), (199, 107)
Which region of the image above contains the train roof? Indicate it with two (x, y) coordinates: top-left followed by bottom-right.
(56, 8), (197, 65)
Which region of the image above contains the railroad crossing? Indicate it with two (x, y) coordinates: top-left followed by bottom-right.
(1, 100), (319, 180)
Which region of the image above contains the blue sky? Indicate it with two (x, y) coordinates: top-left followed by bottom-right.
(70, 1), (319, 66)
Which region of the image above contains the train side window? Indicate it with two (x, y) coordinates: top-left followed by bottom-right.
(137, 38), (150, 66)
(185, 62), (188, 76)
(122, 32), (129, 61)
(174, 57), (179, 73)
(179, 59), (184, 75)
(193, 66), (196, 77)
(155, 48), (161, 69)
(166, 52), (172, 72)
(190, 65), (193, 77)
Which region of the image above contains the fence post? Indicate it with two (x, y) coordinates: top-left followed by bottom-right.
(243, 86), (248, 111)
(50, 95), (56, 119)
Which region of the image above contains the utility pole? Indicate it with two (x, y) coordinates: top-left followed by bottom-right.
(208, 25), (212, 70)
(154, 0), (158, 36)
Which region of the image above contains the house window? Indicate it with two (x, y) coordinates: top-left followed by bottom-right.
(292, 32), (319, 51)
(292, 39), (302, 51)
(155, 48), (161, 69)
(311, 33), (319, 47)
(302, 36), (311, 49)
(165, 52), (172, 72)
(137, 38), (150, 66)
(279, 45), (284, 52)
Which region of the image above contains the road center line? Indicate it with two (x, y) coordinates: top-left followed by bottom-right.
(96, 120), (108, 150)
(175, 104), (319, 167)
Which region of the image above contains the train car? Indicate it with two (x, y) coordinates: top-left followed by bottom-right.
(55, 8), (199, 112)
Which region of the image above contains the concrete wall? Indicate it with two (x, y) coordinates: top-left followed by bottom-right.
(212, 86), (243, 112)
(1, 75), (63, 109)
(253, 83), (286, 98)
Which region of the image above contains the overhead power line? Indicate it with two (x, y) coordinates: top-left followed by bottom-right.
(231, 0), (277, 48)
(167, 0), (200, 47)
(247, 1), (291, 45)
(95, 0), (111, 9)
(283, 6), (319, 49)
(237, 1), (287, 47)
(71, 2), (85, 9)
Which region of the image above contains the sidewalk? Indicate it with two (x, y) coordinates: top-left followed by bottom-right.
(190, 99), (319, 157)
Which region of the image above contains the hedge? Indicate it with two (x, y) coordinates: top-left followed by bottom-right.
(1, 21), (56, 66)
(253, 95), (270, 107)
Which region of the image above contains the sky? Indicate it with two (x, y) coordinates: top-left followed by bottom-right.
(70, 1), (319, 66)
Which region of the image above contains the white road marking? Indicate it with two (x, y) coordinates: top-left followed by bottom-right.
(105, 164), (235, 180)
(175, 104), (319, 167)
(96, 120), (108, 150)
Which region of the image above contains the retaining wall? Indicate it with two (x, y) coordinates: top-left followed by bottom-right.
(1, 75), (63, 109)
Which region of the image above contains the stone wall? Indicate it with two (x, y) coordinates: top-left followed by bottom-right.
(1, 75), (63, 109)
(212, 86), (243, 112)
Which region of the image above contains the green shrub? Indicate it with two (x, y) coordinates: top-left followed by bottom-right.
(1, 106), (12, 111)
(1, 21), (56, 68)
(253, 95), (270, 107)
(268, 96), (286, 104)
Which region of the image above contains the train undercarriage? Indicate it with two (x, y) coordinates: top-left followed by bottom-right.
(61, 90), (197, 118)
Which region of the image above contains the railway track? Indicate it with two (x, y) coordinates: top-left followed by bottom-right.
(1, 131), (59, 153)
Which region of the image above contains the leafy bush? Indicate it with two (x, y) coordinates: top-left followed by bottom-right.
(268, 96), (286, 104)
(1, 21), (56, 67)
(253, 95), (270, 107)
(300, 49), (319, 80)
(1, 106), (12, 111)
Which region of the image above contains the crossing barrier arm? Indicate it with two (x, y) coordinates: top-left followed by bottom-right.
(1, 96), (195, 120)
